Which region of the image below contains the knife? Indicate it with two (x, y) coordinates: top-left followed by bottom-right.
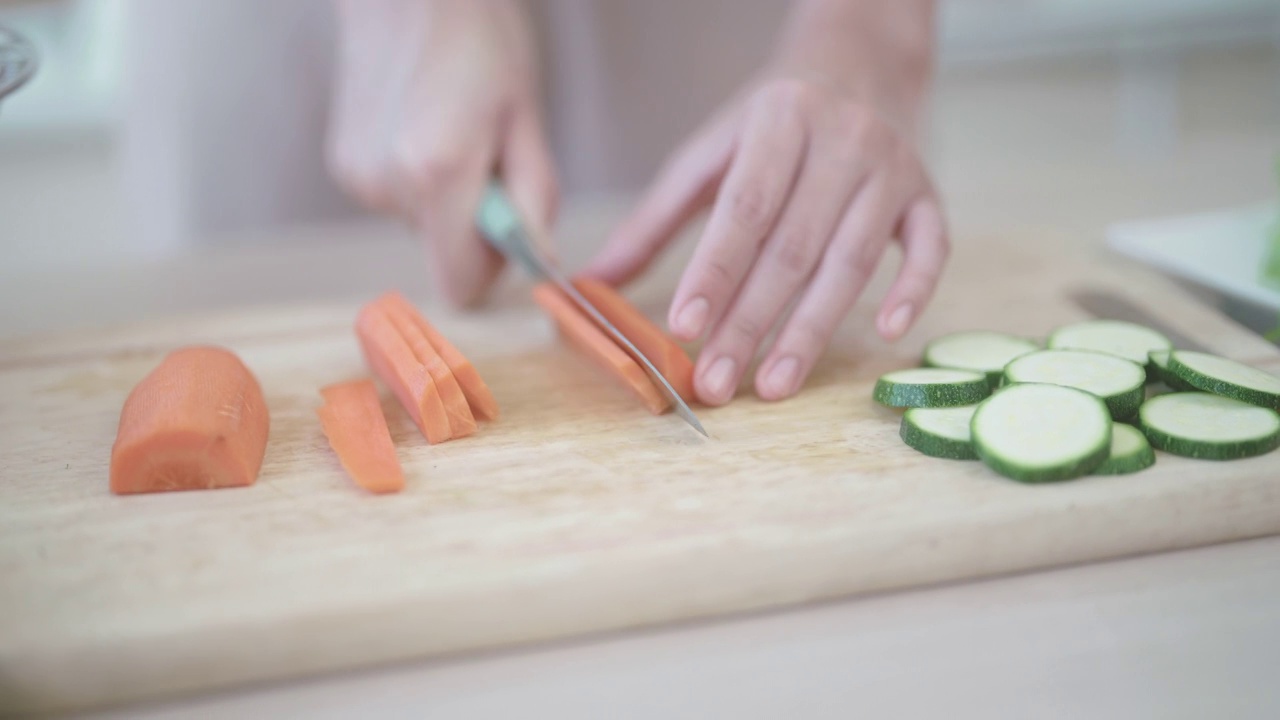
(475, 181), (709, 438)
(1069, 288), (1210, 352)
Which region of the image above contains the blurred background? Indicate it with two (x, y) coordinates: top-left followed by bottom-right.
(0, 0), (1278, 335)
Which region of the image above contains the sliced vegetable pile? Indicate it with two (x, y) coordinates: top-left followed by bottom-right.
(875, 319), (1280, 483)
(110, 292), (496, 496)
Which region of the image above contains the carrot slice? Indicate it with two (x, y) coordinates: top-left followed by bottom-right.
(317, 380), (406, 494)
(378, 291), (500, 421)
(571, 278), (696, 403)
(110, 346), (269, 494)
(532, 283), (669, 415)
(355, 303), (452, 444)
(377, 295), (477, 438)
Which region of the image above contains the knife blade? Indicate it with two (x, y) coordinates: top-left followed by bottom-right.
(1069, 288), (1210, 352)
(476, 182), (709, 438)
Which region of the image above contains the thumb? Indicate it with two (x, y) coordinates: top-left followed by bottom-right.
(581, 118), (736, 287)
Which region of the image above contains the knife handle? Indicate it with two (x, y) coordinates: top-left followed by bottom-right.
(475, 181), (545, 279)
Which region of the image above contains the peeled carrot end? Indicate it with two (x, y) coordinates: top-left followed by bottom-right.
(110, 433), (253, 495)
(110, 346), (269, 495)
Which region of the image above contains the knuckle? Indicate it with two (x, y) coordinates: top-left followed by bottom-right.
(391, 142), (465, 197)
(326, 144), (388, 208)
(727, 314), (765, 344)
(786, 318), (831, 356)
(839, 243), (878, 281)
(703, 259), (736, 290)
(768, 224), (817, 276)
(725, 183), (773, 234)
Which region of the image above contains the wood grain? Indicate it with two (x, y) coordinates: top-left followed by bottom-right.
(1, 234), (1277, 715)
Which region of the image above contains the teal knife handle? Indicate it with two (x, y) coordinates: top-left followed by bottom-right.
(476, 182), (545, 278)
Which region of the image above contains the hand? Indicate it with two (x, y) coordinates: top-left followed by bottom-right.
(587, 77), (947, 405)
(586, 0), (945, 405)
(327, 0), (558, 307)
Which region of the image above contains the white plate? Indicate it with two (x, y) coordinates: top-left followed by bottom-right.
(1106, 204), (1280, 312)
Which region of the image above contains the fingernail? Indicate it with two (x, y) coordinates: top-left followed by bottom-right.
(673, 297), (710, 338)
(763, 357), (800, 398)
(702, 356), (737, 402)
(885, 303), (914, 338)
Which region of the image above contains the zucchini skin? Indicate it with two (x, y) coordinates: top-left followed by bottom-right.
(873, 378), (990, 408)
(900, 411), (978, 460)
(1167, 353), (1280, 411)
(1094, 426), (1156, 475)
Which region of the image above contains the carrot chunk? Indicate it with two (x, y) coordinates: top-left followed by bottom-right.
(532, 283), (669, 415)
(377, 295), (477, 438)
(355, 303), (452, 444)
(110, 346), (269, 494)
(317, 380), (406, 494)
(571, 278), (696, 403)
(378, 291), (500, 421)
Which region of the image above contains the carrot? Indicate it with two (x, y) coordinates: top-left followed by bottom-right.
(571, 278), (696, 403)
(110, 346), (269, 494)
(376, 295), (477, 438)
(355, 303), (452, 444)
(532, 283), (669, 415)
(378, 291), (500, 421)
(317, 379), (406, 494)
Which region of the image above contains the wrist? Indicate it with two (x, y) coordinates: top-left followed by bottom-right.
(769, 0), (935, 136)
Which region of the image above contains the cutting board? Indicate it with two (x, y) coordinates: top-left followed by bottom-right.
(2, 232), (1278, 715)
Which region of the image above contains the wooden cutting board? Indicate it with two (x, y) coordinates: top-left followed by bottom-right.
(2, 233), (1278, 715)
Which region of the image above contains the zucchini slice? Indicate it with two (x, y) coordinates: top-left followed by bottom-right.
(1148, 350), (1195, 391)
(873, 368), (991, 408)
(1139, 392), (1280, 460)
(1166, 351), (1280, 410)
(922, 331), (1038, 387)
(900, 405), (979, 460)
(1094, 423), (1156, 475)
(1048, 320), (1172, 378)
(1003, 349), (1146, 420)
(971, 383), (1112, 483)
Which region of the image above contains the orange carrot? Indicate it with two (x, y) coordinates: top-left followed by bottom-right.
(378, 291), (500, 421)
(571, 278), (696, 403)
(317, 379), (406, 494)
(532, 283), (669, 415)
(110, 346), (269, 494)
(355, 303), (452, 444)
(377, 295), (477, 438)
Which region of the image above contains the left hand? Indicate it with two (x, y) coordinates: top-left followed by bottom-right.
(585, 76), (948, 405)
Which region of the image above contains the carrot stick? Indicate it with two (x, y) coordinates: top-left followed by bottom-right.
(377, 295), (477, 438)
(532, 283), (669, 415)
(355, 303), (452, 444)
(317, 379), (406, 494)
(110, 346), (269, 494)
(378, 291), (500, 421)
(571, 278), (697, 403)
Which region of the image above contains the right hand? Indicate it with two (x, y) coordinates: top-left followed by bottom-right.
(327, 0), (558, 307)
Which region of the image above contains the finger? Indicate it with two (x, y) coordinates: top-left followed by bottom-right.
(692, 129), (868, 405)
(582, 118), (736, 286)
(393, 127), (503, 308)
(500, 107), (560, 257)
(876, 194), (948, 341)
(753, 173), (908, 401)
(668, 97), (807, 348)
